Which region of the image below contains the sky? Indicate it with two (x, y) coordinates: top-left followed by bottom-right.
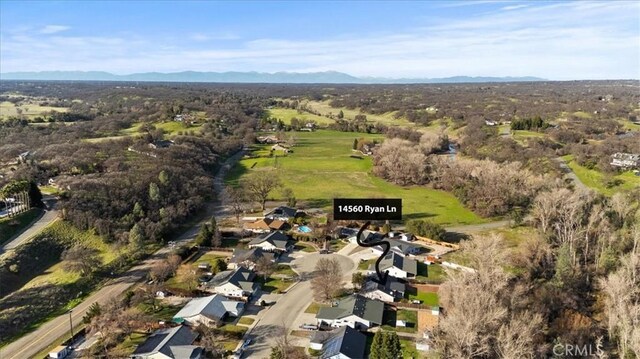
(1, 1), (639, 80)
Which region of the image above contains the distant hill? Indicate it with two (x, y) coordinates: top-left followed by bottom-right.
(0, 70), (546, 84)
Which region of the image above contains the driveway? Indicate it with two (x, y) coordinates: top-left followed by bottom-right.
(242, 252), (356, 358)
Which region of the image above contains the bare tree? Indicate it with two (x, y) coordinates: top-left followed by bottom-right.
(61, 244), (102, 275)
(255, 256), (276, 281)
(270, 323), (309, 359)
(225, 186), (248, 223)
(601, 232), (640, 358)
(435, 234), (544, 358)
(195, 325), (224, 358)
(311, 258), (344, 302)
(150, 260), (173, 283)
(177, 265), (199, 291)
(241, 170), (282, 210)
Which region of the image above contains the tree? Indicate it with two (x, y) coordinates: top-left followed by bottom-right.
(407, 219), (446, 241)
(61, 244), (101, 275)
(177, 265), (198, 291)
(241, 170), (282, 210)
(129, 223), (145, 252)
(196, 223), (212, 247)
(255, 256), (276, 281)
(225, 187), (249, 224)
(82, 302), (102, 324)
(149, 182), (161, 202)
(311, 258), (343, 302)
(132, 202), (145, 219)
(352, 138), (358, 150)
(352, 272), (366, 291)
(370, 331), (401, 359)
(338, 110), (344, 119)
(211, 258), (227, 274)
(196, 325), (224, 358)
(601, 239), (640, 358)
(150, 260), (173, 283)
(281, 187), (296, 208)
(158, 170), (170, 186)
(210, 216), (221, 247)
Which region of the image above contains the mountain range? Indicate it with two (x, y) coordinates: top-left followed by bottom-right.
(0, 70), (546, 84)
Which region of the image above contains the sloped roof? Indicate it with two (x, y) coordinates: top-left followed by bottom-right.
(207, 267), (257, 292)
(172, 294), (243, 322)
(372, 252), (417, 276)
(229, 247), (276, 264)
(316, 294), (384, 324)
(245, 219), (271, 230)
(264, 206), (298, 218)
(248, 231), (291, 250)
(320, 326), (367, 359)
(132, 325), (201, 358)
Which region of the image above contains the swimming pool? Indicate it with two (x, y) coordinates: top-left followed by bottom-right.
(298, 225), (312, 233)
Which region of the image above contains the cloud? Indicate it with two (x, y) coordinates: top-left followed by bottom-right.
(2, 2), (638, 79)
(40, 25), (70, 34)
(500, 4), (528, 11)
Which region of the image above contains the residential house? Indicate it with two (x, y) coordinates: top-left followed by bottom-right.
(228, 247), (277, 270)
(244, 217), (288, 233)
(248, 231), (293, 253)
(316, 294), (384, 330)
(172, 294), (244, 327)
(204, 267), (259, 299)
(388, 232), (415, 242)
(346, 229), (384, 244)
(17, 151), (31, 163)
(485, 119), (498, 126)
(149, 140), (174, 149)
(263, 206), (300, 222)
(271, 144), (291, 153)
(371, 238), (421, 257)
(611, 153), (640, 169)
(256, 135), (281, 144)
(361, 277), (406, 302)
(130, 325), (203, 359)
(309, 326), (367, 359)
(368, 252), (418, 279)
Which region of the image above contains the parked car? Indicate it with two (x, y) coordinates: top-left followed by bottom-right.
(299, 324), (318, 330)
(411, 300), (422, 304)
(242, 338), (252, 348)
(198, 275), (212, 283)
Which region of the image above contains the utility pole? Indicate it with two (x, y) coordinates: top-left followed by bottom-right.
(68, 310), (74, 346)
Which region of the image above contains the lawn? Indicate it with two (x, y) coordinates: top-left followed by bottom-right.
(238, 317), (255, 325)
(137, 302), (182, 321)
(258, 275), (290, 293)
(395, 309), (418, 333)
(358, 258), (376, 270)
(416, 262), (447, 284)
(267, 108), (335, 126)
(304, 302), (328, 314)
(400, 339), (421, 359)
(274, 264), (296, 276)
(294, 241), (317, 252)
(0, 208), (43, 245)
(563, 155), (640, 195)
(407, 290), (439, 307)
(226, 130), (485, 226)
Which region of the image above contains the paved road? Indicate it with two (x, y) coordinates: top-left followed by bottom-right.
(0, 151), (245, 359)
(1, 196), (59, 252)
(555, 157), (587, 190)
(244, 252), (356, 359)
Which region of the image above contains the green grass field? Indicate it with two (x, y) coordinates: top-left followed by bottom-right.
(407, 290), (439, 306)
(267, 108), (335, 125)
(563, 155), (640, 195)
(0, 208), (43, 245)
(302, 100), (419, 128)
(304, 302), (328, 314)
(227, 130), (485, 226)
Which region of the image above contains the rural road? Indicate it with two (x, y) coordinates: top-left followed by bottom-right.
(1, 195), (59, 252)
(555, 157), (587, 190)
(0, 150), (245, 359)
(244, 252), (356, 359)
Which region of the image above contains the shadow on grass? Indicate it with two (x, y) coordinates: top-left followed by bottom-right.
(402, 212), (436, 221)
(443, 232), (470, 244)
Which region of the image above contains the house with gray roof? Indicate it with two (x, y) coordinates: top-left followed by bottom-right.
(204, 267), (259, 299)
(264, 206), (300, 221)
(316, 294), (384, 330)
(130, 325), (203, 359)
(248, 231), (293, 253)
(371, 238), (421, 257)
(369, 251), (418, 279)
(361, 277), (406, 302)
(172, 294), (244, 327)
(309, 326), (367, 359)
(228, 247), (277, 270)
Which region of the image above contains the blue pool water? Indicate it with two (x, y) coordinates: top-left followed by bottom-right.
(298, 226), (312, 233)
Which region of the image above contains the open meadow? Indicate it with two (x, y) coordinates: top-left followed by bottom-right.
(226, 130), (486, 226)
